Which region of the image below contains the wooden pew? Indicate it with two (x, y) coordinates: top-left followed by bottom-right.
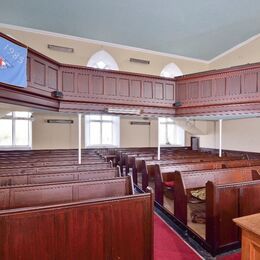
(0, 158), (107, 168)
(140, 155), (244, 191)
(0, 161), (113, 175)
(154, 159), (260, 205)
(174, 167), (260, 225)
(0, 167), (120, 186)
(130, 152), (218, 185)
(206, 179), (260, 255)
(0, 176), (133, 210)
(0, 180), (153, 259)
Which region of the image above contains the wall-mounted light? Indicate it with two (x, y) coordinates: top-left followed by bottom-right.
(48, 44), (74, 53)
(46, 119), (74, 124)
(129, 58), (150, 65)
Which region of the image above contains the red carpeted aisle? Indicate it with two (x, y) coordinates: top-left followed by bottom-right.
(154, 214), (202, 260)
(217, 253), (241, 260)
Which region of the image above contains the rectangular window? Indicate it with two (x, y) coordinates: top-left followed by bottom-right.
(0, 112), (32, 149)
(159, 117), (184, 146)
(85, 115), (120, 147)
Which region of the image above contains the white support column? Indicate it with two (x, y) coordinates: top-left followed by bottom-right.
(78, 113), (82, 164)
(157, 118), (161, 160)
(219, 119), (223, 157)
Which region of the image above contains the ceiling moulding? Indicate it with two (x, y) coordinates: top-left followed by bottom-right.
(0, 22), (208, 64)
(208, 33), (260, 63)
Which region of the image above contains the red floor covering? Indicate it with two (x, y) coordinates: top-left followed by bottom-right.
(217, 253), (241, 260)
(154, 214), (202, 260)
(154, 214), (241, 260)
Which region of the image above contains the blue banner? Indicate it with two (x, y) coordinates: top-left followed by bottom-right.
(0, 36), (27, 88)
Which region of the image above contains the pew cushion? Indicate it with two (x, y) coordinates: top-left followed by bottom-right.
(190, 188), (206, 201)
(163, 181), (175, 188)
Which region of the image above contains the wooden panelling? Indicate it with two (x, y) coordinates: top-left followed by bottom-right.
(201, 80), (212, 98)
(62, 71), (75, 92)
(243, 72), (258, 94)
(188, 82), (199, 99)
(130, 80), (141, 98)
(218, 188), (239, 246)
(143, 81), (153, 99)
(177, 83), (187, 101)
(77, 73), (89, 93)
(214, 78), (226, 97)
(119, 78), (129, 97)
(155, 82), (163, 99)
(105, 77), (117, 96)
(33, 60), (46, 86)
(226, 76), (241, 95)
(92, 75), (104, 95)
(47, 66), (58, 90)
(165, 83), (174, 100)
(26, 57), (31, 82)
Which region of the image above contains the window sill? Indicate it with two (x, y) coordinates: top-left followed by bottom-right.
(85, 145), (119, 149)
(0, 146), (32, 151)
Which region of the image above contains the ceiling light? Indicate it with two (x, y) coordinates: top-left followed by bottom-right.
(48, 44), (74, 53)
(107, 108), (141, 115)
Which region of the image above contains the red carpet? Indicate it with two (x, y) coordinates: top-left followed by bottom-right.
(217, 253), (241, 260)
(154, 214), (202, 260)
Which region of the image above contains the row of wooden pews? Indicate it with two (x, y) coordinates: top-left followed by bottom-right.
(124, 147), (260, 255)
(0, 149), (153, 260)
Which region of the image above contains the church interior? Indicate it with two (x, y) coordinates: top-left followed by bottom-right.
(0, 1), (260, 259)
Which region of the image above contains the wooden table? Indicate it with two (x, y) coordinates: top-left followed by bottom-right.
(234, 213), (260, 260)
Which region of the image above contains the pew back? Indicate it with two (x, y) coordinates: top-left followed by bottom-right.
(0, 177), (132, 210)
(0, 193), (153, 260)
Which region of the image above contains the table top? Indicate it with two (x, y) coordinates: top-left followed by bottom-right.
(234, 213), (260, 236)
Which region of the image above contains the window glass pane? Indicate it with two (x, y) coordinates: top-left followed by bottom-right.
(102, 122), (112, 144)
(6, 112), (12, 116)
(15, 120), (29, 146)
(89, 122), (101, 145)
(102, 115), (113, 121)
(166, 118), (174, 123)
(159, 124), (166, 144)
(160, 117), (166, 123)
(175, 125), (185, 145)
(14, 112), (31, 118)
(89, 115), (101, 121)
(0, 119), (12, 145)
(167, 124), (175, 144)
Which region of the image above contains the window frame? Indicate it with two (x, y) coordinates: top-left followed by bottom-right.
(159, 117), (185, 147)
(0, 112), (32, 150)
(85, 115), (120, 148)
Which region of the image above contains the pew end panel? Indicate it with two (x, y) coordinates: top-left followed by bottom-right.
(174, 171), (188, 225)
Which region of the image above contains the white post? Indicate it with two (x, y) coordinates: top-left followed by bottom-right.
(219, 119), (222, 157)
(157, 118), (161, 160)
(78, 113), (82, 164)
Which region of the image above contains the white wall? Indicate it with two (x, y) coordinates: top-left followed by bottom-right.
(120, 117), (158, 147)
(187, 118), (260, 153)
(32, 113), (82, 150)
(32, 113), (159, 149)
(0, 26), (208, 76)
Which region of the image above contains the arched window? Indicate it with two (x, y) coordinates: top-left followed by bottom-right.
(87, 50), (119, 70)
(160, 63), (183, 78)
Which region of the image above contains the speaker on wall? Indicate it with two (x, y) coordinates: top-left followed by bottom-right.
(173, 101), (182, 107)
(52, 91), (64, 98)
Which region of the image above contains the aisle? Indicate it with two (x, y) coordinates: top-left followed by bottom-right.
(154, 214), (202, 260)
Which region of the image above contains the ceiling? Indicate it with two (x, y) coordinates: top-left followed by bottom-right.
(1, 1), (260, 60)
